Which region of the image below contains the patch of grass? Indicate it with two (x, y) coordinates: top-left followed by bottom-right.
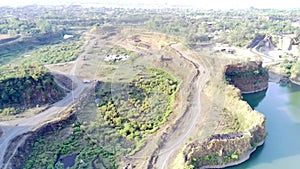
(22, 39), (83, 65)
(0, 32), (64, 66)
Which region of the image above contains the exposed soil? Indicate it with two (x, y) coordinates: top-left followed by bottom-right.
(52, 72), (74, 91)
(0, 105), (48, 121)
(0, 27), (269, 169)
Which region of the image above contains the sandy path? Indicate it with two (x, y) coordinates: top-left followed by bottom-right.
(152, 43), (210, 169)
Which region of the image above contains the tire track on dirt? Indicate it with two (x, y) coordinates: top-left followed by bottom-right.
(147, 43), (210, 169)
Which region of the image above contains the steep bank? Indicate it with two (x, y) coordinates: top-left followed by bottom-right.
(181, 61), (267, 169)
(225, 61), (269, 93)
(2, 109), (76, 169)
(0, 64), (65, 114)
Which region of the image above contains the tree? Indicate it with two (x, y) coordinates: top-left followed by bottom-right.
(1, 92), (9, 103)
(38, 21), (53, 34)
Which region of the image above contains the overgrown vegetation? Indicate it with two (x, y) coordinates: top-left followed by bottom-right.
(95, 67), (180, 139)
(22, 40), (83, 64)
(25, 122), (117, 169)
(277, 58), (300, 80)
(24, 67), (180, 168)
(0, 64), (64, 115)
(0, 33), (82, 114)
(0, 32), (65, 65)
(187, 151), (240, 169)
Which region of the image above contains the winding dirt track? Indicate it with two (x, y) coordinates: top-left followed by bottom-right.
(0, 32), (211, 169)
(151, 43), (210, 169)
(0, 33), (95, 169)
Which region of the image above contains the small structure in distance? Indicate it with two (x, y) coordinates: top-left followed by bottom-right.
(63, 34), (74, 40)
(104, 54), (130, 62)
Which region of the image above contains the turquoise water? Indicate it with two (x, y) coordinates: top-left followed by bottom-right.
(228, 82), (300, 169)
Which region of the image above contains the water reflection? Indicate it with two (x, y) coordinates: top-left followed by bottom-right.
(242, 89), (266, 109)
(228, 82), (300, 169)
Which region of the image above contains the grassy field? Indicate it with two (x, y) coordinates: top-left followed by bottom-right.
(21, 39), (83, 65)
(0, 33), (66, 66)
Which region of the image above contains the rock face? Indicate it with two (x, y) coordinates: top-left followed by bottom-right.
(181, 61), (267, 168)
(225, 61), (269, 93)
(183, 123), (266, 168)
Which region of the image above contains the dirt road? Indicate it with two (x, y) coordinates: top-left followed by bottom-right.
(250, 42), (284, 66)
(0, 33), (95, 168)
(0, 71), (85, 169)
(152, 43), (210, 169)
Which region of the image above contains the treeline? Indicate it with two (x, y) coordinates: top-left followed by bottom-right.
(0, 17), (58, 36)
(2, 6), (300, 49)
(144, 9), (300, 47)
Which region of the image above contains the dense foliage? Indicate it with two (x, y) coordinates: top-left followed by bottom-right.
(95, 67), (179, 139)
(25, 122), (117, 169)
(0, 64), (64, 114)
(145, 9), (300, 47)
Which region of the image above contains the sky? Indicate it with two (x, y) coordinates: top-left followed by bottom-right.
(1, 0), (300, 9)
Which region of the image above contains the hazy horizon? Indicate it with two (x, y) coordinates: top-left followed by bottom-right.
(1, 0), (300, 9)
